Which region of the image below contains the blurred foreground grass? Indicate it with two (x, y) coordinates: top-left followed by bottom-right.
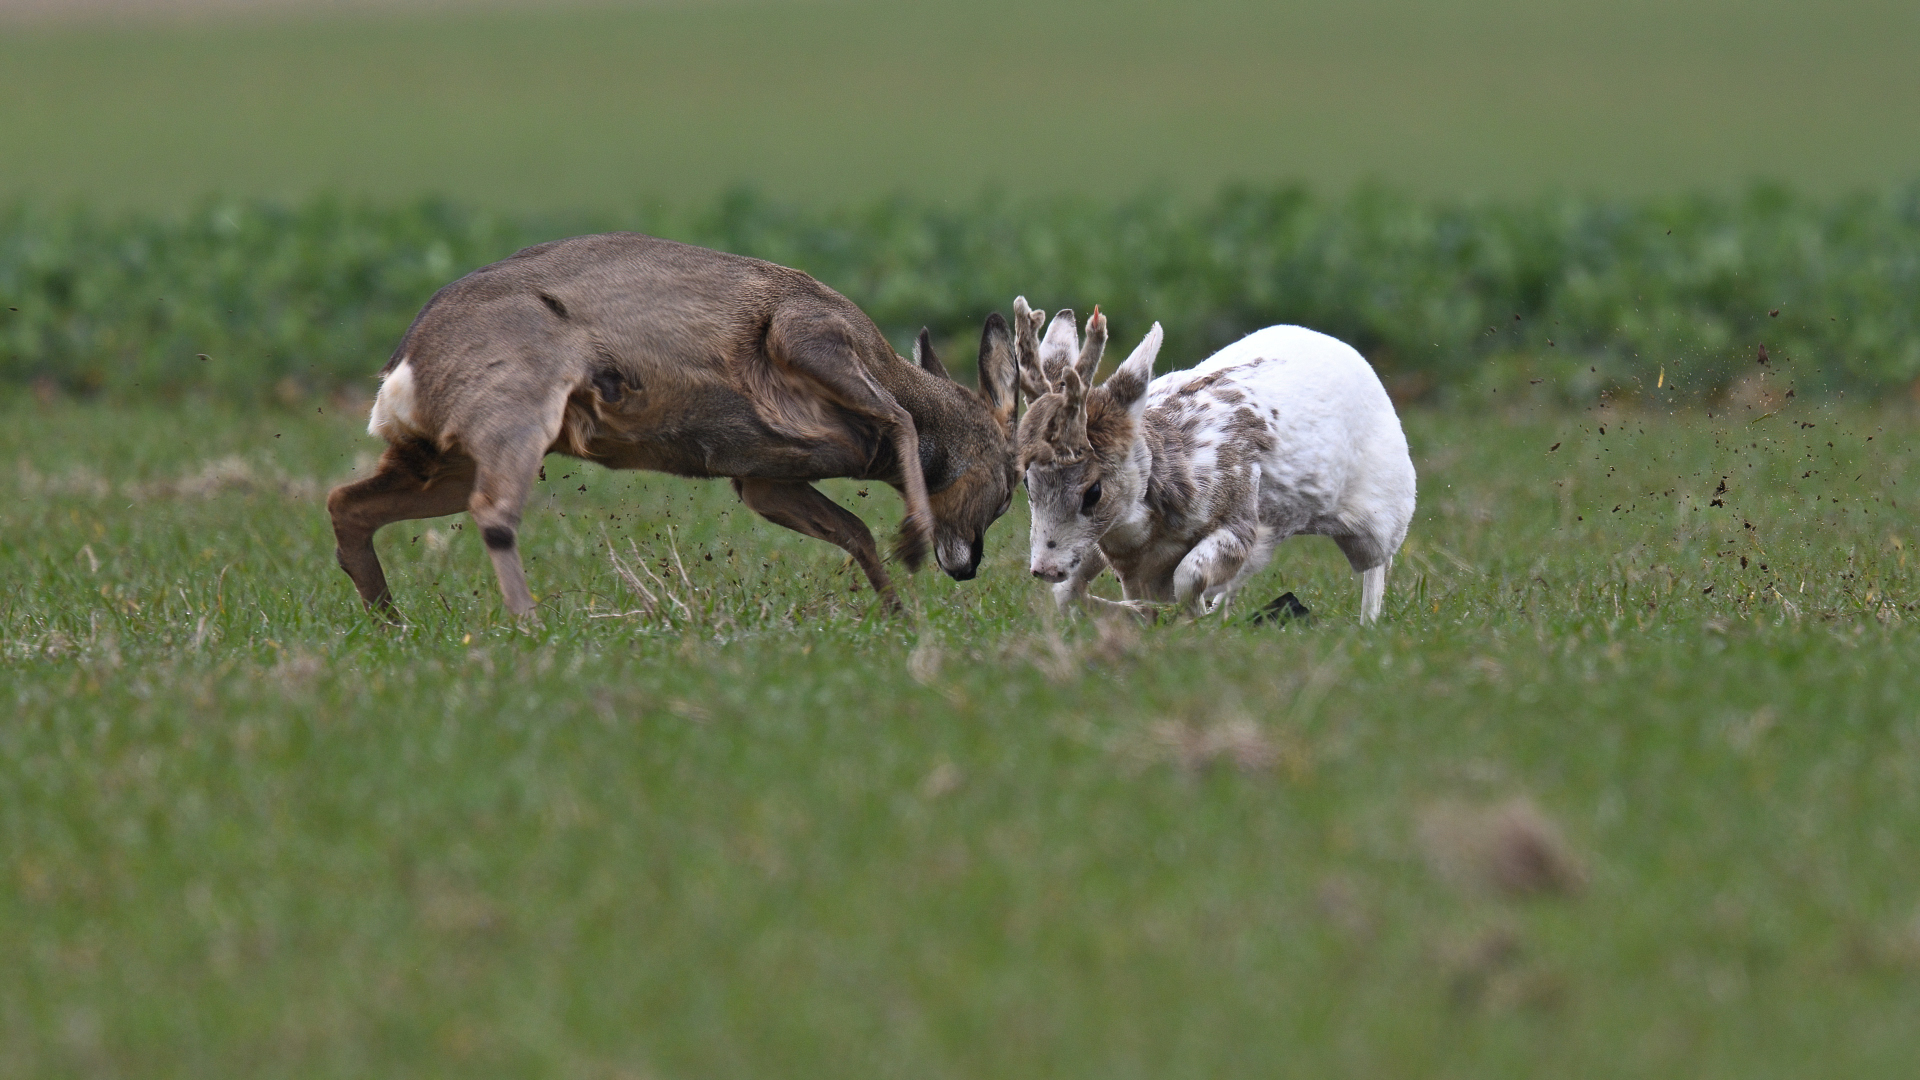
(3, 396), (1919, 1076)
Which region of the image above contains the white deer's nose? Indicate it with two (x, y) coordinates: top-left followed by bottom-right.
(1030, 563), (1068, 584)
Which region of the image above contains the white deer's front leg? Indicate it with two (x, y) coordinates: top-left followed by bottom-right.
(1051, 550), (1159, 621)
(1173, 527), (1254, 617)
(1051, 546), (1108, 611)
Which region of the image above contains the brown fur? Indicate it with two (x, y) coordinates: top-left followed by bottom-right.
(329, 233), (1020, 620)
(1018, 370), (1135, 473)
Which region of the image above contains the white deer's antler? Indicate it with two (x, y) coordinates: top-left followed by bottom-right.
(1013, 295), (1050, 403)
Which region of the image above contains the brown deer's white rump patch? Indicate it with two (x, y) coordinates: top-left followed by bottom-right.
(367, 359), (426, 441)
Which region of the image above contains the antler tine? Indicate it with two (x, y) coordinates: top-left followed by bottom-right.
(1013, 296), (1050, 402)
(1040, 366), (1091, 460)
(1075, 304), (1107, 382)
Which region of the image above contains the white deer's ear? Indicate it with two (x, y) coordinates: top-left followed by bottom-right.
(1104, 321), (1163, 421)
(1039, 309), (1079, 389)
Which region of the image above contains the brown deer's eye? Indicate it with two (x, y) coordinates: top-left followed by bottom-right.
(1080, 481), (1102, 514)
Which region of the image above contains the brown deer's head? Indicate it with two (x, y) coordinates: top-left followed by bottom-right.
(916, 314), (1022, 580)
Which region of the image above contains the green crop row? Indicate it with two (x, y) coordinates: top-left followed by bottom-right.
(4, 183), (1919, 403)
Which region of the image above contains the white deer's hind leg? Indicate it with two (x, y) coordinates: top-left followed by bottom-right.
(1334, 531), (1396, 624)
(1359, 559), (1389, 623)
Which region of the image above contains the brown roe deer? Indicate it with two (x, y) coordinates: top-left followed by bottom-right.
(327, 233), (1020, 620)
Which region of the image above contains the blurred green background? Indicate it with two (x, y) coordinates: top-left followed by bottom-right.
(4, 0), (1919, 210)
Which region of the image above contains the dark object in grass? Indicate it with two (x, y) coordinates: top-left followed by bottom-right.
(1250, 591), (1312, 626)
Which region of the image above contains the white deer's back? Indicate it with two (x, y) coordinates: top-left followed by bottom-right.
(1143, 325), (1413, 546)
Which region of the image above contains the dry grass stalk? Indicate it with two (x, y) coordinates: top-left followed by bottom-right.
(919, 761), (964, 800)
(1090, 610), (1142, 664)
(907, 638), (943, 685)
(1149, 715), (1295, 774)
(1437, 924), (1566, 1012)
(1026, 604), (1082, 683)
(1418, 797), (1587, 898)
(1021, 603), (1143, 683)
(602, 529), (692, 621)
(122, 456), (321, 502)
(14, 460), (111, 500)
(1314, 875), (1375, 940)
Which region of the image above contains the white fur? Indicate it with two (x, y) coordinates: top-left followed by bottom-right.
(1038, 324), (1415, 623)
(1039, 310), (1081, 377)
(367, 359), (425, 441)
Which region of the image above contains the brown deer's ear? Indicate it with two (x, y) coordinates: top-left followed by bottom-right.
(977, 311), (1018, 422)
(913, 328), (950, 379)
(1013, 296), (1049, 403)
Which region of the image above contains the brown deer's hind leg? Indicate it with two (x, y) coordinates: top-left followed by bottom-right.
(734, 479), (899, 612)
(327, 440), (477, 618)
(765, 311), (933, 570)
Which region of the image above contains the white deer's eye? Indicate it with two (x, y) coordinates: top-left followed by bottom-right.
(1080, 481), (1102, 514)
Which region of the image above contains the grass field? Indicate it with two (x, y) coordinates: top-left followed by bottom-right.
(4, 0), (1920, 209)
(4, 392), (1919, 1076)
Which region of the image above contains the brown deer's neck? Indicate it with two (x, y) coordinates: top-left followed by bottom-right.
(868, 354), (990, 493)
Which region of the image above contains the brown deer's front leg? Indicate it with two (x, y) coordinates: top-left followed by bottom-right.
(326, 441), (476, 620)
(733, 479), (899, 612)
(765, 309), (933, 571)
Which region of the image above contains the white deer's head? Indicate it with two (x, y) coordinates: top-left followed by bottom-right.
(1016, 309), (1163, 583)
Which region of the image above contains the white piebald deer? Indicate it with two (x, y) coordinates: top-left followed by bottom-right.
(327, 233), (1021, 620)
(1018, 306), (1416, 623)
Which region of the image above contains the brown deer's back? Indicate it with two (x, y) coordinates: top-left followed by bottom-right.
(383, 233), (901, 480)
